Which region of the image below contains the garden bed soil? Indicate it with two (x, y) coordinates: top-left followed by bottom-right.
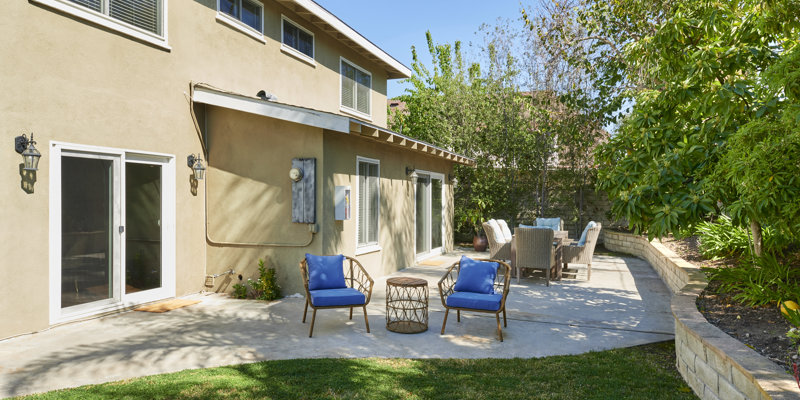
(658, 236), (796, 374)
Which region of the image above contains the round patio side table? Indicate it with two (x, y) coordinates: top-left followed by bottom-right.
(385, 277), (429, 333)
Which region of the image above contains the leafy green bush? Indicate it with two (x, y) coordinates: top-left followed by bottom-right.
(696, 216), (751, 258)
(697, 215), (795, 258)
(232, 283), (248, 299)
(705, 253), (800, 306)
(248, 259), (281, 301)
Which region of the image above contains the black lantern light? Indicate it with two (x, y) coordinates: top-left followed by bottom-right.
(187, 154), (206, 180)
(15, 133), (41, 171)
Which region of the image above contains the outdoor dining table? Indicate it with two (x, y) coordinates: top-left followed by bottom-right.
(510, 235), (564, 280)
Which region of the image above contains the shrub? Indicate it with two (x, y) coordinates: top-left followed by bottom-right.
(705, 253), (800, 306)
(697, 215), (795, 258)
(232, 283), (248, 299)
(248, 259), (281, 301)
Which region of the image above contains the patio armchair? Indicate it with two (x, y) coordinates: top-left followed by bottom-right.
(483, 220), (511, 261)
(562, 222), (602, 281)
(438, 256), (512, 341)
(299, 254), (374, 337)
(513, 227), (561, 286)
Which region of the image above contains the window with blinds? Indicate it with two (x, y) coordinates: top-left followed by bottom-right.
(341, 59), (372, 117)
(282, 17), (313, 59)
(219, 0), (263, 33)
(67, 0), (162, 36)
(357, 159), (380, 248)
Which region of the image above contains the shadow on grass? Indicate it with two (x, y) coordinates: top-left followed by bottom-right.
(19, 341), (696, 400)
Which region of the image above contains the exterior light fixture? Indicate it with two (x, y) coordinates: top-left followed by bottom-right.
(15, 133), (41, 171)
(187, 154), (206, 180)
(448, 173), (458, 187)
(406, 166), (418, 185)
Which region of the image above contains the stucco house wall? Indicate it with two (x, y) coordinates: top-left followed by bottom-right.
(0, 1), (465, 339)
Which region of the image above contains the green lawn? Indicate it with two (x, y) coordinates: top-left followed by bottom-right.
(17, 341), (696, 400)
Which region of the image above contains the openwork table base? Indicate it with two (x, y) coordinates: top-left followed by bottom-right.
(386, 277), (429, 334)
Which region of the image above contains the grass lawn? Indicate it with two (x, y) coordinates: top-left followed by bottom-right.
(16, 341), (696, 400)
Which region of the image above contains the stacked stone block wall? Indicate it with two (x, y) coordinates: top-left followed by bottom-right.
(603, 230), (797, 400)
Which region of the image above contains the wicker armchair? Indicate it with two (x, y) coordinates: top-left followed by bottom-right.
(483, 221), (511, 261)
(438, 257), (512, 341)
(299, 254), (374, 337)
(562, 222), (602, 281)
(513, 227), (561, 286)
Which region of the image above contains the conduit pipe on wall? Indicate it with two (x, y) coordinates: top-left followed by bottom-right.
(187, 82), (316, 249)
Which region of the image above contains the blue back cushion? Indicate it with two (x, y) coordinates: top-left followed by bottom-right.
(578, 221), (597, 246)
(306, 254), (346, 290)
(454, 256), (498, 294)
(536, 217), (561, 231)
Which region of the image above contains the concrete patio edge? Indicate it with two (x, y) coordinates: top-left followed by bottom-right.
(604, 230), (798, 400)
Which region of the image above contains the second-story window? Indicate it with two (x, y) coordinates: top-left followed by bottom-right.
(219, 0), (263, 33)
(281, 16), (314, 61)
(66, 0), (162, 35)
(341, 58), (371, 117)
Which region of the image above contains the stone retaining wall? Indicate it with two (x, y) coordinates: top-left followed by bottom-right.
(603, 230), (798, 400)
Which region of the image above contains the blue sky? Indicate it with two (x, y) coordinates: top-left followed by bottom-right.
(314, 1), (530, 98)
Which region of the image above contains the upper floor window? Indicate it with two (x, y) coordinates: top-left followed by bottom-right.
(219, 0), (263, 33)
(34, 0), (168, 49)
(341, 58), (372, 118)
(66, 0), (162, 35)
(281, 16), (314, 63)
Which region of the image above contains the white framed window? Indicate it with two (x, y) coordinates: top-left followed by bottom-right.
(31, 0), (169, 50)
(217, 0), (264, 41)
(340, 58), (372, 119)
(281, 15), (315, 65)
(356, 157), (380, 253)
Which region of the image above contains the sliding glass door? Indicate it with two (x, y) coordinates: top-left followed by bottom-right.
(51, 144), (175, 323)
(415, 172), (444, 259)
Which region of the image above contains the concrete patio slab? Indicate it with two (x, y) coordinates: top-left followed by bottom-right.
(0, 249), (673, 398)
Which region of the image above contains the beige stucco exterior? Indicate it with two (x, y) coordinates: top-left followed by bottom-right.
(0, 0), (461, 340)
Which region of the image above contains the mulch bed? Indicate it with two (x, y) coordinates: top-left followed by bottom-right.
(659, 236), (797, 374)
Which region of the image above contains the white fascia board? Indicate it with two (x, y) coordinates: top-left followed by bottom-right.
(290, 0), (411, 78)
(193, 87), (350, 133)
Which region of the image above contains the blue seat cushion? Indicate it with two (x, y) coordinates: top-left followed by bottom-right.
(309, 288), (366, 307)
(446, 291), (503, 311)
(306, 254), (346, 290)
(454, 256), (498, 294)
(536, 217), (562, 231)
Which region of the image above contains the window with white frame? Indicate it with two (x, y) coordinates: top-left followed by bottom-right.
(219, 0), (263, 33)
(341, 59), (372, 117)
(281, 16), (314, 60)
(357, 158), (379, 248)
(65, 0), (162, 35)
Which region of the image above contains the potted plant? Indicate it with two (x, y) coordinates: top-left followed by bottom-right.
(464, 204), (488, 252)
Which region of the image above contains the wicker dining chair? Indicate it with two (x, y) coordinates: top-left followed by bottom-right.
(483, 221), (511, 261)
(562, 222), (602, 281)
(438, 256), (512, 341)
(513, 227), (561, 286)
(299, 254), (374, 337)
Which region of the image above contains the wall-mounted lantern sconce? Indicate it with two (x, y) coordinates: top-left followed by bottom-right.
(448, 173), (458, 187)
(15, 133), (41, 171)
(187, 154), (206, 180)
(406, 166), (418, 185)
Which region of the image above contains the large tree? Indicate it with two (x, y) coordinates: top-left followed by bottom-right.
(530, 0), (800, 253)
